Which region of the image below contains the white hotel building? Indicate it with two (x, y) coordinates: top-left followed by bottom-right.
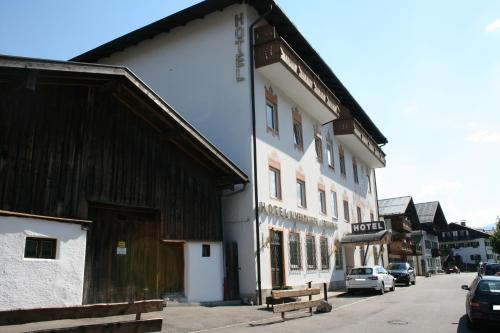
(73, 0), (389, 303)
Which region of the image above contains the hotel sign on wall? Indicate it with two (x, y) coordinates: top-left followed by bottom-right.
(235, 13), (245, 82)
(258, 202), (337, 230)
(351, 221), (386, 235)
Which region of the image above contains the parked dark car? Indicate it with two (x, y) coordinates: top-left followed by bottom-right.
(446, 266), (460, 274)
(479, 263), (500, 276)
(462, 275), (500, 328)
(386, 262), (416, 286)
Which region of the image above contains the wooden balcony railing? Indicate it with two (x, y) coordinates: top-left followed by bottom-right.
(391, 218), (412, 233)
(389, 241), (413, 256)
(254, 25), (340, 118)
(333, 118), (386, 166)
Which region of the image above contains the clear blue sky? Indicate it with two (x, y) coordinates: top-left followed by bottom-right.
(1, 0), (499, 227)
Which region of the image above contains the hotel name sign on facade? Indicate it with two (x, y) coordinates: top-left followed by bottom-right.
(258, 202), (338, 230)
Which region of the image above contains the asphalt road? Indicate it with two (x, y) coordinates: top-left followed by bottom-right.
(202, 273), (494, 333)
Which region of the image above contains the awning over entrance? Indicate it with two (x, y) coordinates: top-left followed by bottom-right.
(341, 230), (391, 246)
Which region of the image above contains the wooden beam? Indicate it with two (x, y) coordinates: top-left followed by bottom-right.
(0, 300), (165, 326)
(273, 300), (323, 313)
(28, 318), (163, 333)
(271, 288), (320, 299)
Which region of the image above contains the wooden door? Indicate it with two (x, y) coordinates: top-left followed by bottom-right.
(270, 230), (284, 288)
(225, 242), (240, 300)
(158, 242), (184, 295)
(84, 207), (160, 304)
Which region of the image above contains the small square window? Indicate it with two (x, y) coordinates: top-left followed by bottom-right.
(202, 244), (210, 257)
(24, 237), (56, 259)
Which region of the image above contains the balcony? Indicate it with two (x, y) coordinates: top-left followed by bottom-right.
(254, 25), (340, 124)
(390, 218), (412, 233)
(389, 241), (413, 256)
(332, 117), (386, 168)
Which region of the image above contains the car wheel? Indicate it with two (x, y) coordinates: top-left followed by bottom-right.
(346, 288), (352, 295)
(411, 278), (416, 285)
(390, 281), (396, 292)
(406, 280), (410, 287)
(379, 283), (385, 295)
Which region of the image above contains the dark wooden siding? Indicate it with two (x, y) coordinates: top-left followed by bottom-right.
(0, 84), (222, 241)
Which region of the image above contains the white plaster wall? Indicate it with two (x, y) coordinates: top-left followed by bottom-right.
(450, 238), (491, 264)
(0, 216), (87, 310)
(184, 242), (224, 302)
(254, 73), (383, 288)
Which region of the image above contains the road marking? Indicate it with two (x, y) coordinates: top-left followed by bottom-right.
(188, 295), (378, 332)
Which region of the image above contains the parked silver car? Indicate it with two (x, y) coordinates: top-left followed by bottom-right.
(346, 266), (396, 295)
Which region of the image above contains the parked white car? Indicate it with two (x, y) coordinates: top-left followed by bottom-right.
(346, 266), (396, 295)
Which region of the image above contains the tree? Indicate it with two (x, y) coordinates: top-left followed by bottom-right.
(491, 217), (500, 256)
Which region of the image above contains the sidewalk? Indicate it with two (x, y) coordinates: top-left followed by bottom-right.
(2, 291), (348, 333)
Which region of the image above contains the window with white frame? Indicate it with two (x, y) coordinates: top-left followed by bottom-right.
(319, 189), (326, 214)
(343, 200), (350, 222)
(297, 179), (307, 208)
(268, 166), (281, 199)
(326, 141), (334, 169)
(331, 191), (338, 219)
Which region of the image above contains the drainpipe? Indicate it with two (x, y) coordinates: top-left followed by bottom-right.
(249, 4), (273, 306)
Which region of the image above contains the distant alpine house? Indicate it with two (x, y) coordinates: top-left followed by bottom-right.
(414, 201), (448, 274)
(440, 221), (499, 269)
(73, 0), (388, 303)
(378, 196), (424, 275)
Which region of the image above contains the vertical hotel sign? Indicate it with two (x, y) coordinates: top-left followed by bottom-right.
(235, 12), (245, 81)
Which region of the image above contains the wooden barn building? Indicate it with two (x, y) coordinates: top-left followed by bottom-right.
(0, 55), (247, 307)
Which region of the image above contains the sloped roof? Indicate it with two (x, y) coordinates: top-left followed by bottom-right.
(446, 222), (490, 239)
(0, 55), (248, 185)
(378, 196), (412, 217)
(415, 201), (439, 224)
(70, 0), (387, 145)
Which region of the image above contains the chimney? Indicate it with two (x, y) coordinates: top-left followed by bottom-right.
(460, 220), (466, 227)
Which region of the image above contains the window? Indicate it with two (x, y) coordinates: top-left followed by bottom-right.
(343, 200), (350, 222)
(289, 232), (302, 270)
(292, 109), (303, 150)
(352, 158), (359, 183)
(306, 235), (317, 270)
(339, 146), (346, 176)
(202, 244), (211, 257)
(315, 134), (323, 162)
(268, 167), (281, 199)
(319, 189), (327, 214)
(266, 102), (278, 133)
(326, 142), (334, 169)
(373, 246), (379, 265)
(297, 179), (307, 208)
(265, 86), (278, 134)
(331, 191), (338, 219)
(356, 207), (362, 223)
(335, 246), (343, 269)
(24, 237), (56, 259)
(425, 240), (431, 249)
(320, 237), (329, 270)
(370, 212), (374, 222)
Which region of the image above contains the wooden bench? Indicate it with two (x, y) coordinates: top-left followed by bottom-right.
(270, 282), (328, 319)
(0, 299), (165, 333)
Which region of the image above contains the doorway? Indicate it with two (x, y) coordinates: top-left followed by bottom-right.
(84, 206), (160, 304)
(159, 242), (184, 295)
(270, 230), (284, 288)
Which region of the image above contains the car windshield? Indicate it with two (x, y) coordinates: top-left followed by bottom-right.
(477, 280), (500, 295)
(484, 265), (500, 276)
(350, 268), (373, 275)
(387, 264), (406, 270)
